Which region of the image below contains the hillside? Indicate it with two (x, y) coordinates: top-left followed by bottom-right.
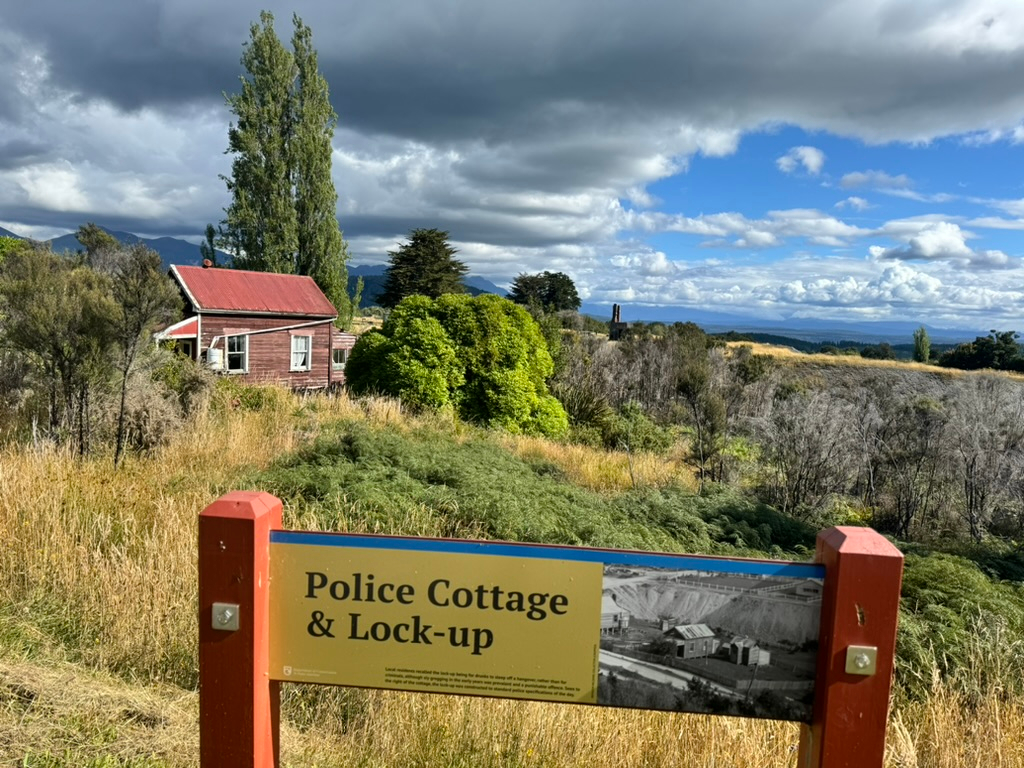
(2, 379), (1024, 764)
(606, 578), (819, 645)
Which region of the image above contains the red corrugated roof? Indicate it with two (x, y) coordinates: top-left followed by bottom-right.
(162, 317), (198, 338)
(171, 265), (337, 317)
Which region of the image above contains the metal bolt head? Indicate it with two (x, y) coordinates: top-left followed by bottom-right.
(845, 645), (878, 676)
(212, 602), (240, 632)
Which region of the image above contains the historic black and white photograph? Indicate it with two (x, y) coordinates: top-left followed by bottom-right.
(598, 563), (822, 722)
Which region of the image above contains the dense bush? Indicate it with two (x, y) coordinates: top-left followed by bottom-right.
(346, 294), (568, 436)
(898, 553), (1024, 700)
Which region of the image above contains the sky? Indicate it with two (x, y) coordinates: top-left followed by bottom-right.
(3, 0), (1024, 334)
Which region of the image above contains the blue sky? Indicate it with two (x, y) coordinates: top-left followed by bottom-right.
(2, 0), (1024, 334)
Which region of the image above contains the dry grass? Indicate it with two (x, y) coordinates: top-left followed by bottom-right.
(502, 434), (699, 493)
(729, 341), (1024, 382)
(2, 386), (1024, 766)
(0, 389), (365, 685)
(349, 315), (384, 336)
(4, 659), (1024, 767)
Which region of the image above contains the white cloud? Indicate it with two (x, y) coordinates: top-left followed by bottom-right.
(776, 146), (825, 175)
(840, 170), (913, 189)
(963, 124), (1024, 146)
(882, 188), (957, 204)
(735, 230), (780, 248)
(835, 196), (871, 211)
(868, 221), (1015, 269)
(968, 216), (1024, 230)
(989, 197), (1024, 216)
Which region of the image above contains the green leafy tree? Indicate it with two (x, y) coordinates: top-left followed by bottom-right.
(378, 229), (468, 309)
(75, 222), (119, 265)
(507, 271), (581, 312)
(103, 244), (182, 467)
(346, 294), (567, 436)
(860, 342), (896, 360)
(291, 17), (351, 325)
(343, 297), (463, 410)
(913, 326), (931, 363)
(0, 236), (24, 263)
(221, 12), (351, 325)
(0, 246), (116, 452)
(939, 330), (1022, 371)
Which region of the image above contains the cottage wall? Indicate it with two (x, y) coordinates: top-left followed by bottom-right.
(198, 314), (347, 389)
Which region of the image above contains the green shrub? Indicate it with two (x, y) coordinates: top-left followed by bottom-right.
(897, 553), (1024, 700)
(345, 294), (567, 436)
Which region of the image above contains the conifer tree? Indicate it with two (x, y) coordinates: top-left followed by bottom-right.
(378, 229), (468, 308)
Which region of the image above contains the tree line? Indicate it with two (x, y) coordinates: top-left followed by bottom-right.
(551, 322), (1024, 545)
(0, 230), (184, 465)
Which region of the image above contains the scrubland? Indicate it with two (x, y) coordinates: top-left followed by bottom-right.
(2, 385), (1023, 766)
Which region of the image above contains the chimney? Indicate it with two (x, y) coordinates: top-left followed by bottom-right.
(202, 259), (213, 268)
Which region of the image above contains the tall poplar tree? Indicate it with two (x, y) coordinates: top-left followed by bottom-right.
(221, 11), (351, 324)
(291, 16), (350, 322)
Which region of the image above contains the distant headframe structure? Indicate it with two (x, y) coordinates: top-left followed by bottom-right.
(609, 303), (631, 340)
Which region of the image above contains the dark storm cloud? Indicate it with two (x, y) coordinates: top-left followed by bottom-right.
(4, 0), (1024, 327)
(6, 0), (1024, 144)
(0, 140), (51, 170)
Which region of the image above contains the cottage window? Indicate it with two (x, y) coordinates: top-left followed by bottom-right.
(332, 347), (348, 371)
(226, 334), (248, 373)
(291, 335), (312, 371)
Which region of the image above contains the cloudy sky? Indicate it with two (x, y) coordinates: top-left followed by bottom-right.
(3, 0), (1024, 332)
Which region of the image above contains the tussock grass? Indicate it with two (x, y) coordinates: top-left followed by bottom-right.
(501, 434), (699, 493)
(2, 385), (1024, 766)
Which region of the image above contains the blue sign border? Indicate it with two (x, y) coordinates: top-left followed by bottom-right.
(271, 530), (824, 580)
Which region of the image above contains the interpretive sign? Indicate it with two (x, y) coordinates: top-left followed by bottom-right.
(198, 492), (904, 768)
(268, 531), (824, 722)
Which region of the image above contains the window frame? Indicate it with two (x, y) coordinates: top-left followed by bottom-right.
(332, 347), (349, 372)
(226, 334), (248, 374)
(290, 334), (313, 372)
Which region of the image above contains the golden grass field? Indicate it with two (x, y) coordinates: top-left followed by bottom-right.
(1, 387), (1022, 766)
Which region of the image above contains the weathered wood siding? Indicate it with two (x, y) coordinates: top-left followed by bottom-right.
(199, 314), (337, 389)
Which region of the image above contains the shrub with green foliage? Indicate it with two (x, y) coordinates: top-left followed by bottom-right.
(256, 421), (820, 557)
(897, 552), (1024, 700)
(346, 294), (568, 436)
(601, 401), (675, 453)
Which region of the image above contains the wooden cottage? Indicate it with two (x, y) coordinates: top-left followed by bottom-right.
(664, 624), (719, 659)
(601, 594), (631, 634)
(157, 264), (356, 389)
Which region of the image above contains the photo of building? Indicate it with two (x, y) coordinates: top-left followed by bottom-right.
(597, 562), (821, 722)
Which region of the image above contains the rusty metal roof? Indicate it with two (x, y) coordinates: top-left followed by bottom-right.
(171, 265), (337, 318)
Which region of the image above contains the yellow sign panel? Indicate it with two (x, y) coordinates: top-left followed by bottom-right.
(269, 540), (602, 704)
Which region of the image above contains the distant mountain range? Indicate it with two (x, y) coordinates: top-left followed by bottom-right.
(2, 224), (223, 270)
(1, 225), (984, 344)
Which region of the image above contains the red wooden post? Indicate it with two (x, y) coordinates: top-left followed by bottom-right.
(798, 526), (904, 768)
(199, 491), (282, 768)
